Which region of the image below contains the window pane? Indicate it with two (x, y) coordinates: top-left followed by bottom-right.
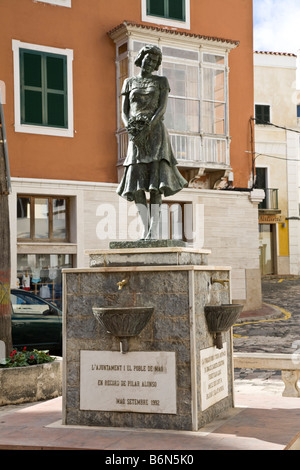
(166, 97), (199, 133)
(163, 63), (180, 95)
(47, 56), (65, 91)
(202, 102), (225, 134)
(173, 99), (186, 131)
(202, 102), (214, 133)
(147, 0), (165, 16)
(215, 70), (225, 101)
(133, 41), (150, 52)
(53, 198), (67, 239)
(118, 43), (128, 56)
(186, 100), (199, 132)
(147, 0), (185, 20)
(163, 63), (198, 99)
(17, 253), (73, 309)
(203, 54), (225, 65)
(47, 93), (66, 127)
(203, 68), (214, 100)
(24, 90), (43, 124)
(17, 197), (31, 239)
(168, 0), (185, 20)
(162, 46), (198, 61)
(172, 66), (186, 96)
(165, 97), (175, 129)
(23, 52), (42, 87)
(11, 291), (51, 315)
(203, 69), (225, 102)
(214, 103), (225, 134)
(34, 198), (49, 239)
(186, 66), (199, 98)
(165, 98), (185, 131)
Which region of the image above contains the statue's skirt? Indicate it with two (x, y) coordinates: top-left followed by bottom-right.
(117, 160), (187, 202)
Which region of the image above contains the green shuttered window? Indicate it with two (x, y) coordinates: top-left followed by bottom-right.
(147, 0), (185, 21)
(20, 49), (68, 128)
(255, 104), (270, 125)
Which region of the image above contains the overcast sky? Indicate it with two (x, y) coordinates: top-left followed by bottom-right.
(253, 0), (300, 54)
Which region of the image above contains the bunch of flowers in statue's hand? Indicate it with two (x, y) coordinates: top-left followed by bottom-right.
(127, 115), (151, 145)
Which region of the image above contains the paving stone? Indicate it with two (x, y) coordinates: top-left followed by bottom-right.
(233, 276), (300, 380)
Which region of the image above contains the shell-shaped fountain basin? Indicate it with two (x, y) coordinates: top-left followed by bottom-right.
(92, 307), (154, 338)
(204, 304), (243, 349)
(204, 304), (243, 333)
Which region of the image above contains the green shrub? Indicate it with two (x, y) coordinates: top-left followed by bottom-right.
(0, 347), (56, 368)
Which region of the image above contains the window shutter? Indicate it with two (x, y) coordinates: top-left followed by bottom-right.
(20, 49), (67, 128)
(147, 0), (185, 21)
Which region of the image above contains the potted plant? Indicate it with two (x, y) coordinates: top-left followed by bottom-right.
(0, 347), (62, 406)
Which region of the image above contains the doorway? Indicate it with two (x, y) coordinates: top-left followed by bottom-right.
(259, 224), (276, 275)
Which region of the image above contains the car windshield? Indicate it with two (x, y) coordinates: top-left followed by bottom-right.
(11, 292), (55, 315)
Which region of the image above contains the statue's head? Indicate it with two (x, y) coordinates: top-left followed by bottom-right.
(134, 45), (162, 71)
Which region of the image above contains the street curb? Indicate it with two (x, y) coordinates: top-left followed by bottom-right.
(234, 303), (286, 324)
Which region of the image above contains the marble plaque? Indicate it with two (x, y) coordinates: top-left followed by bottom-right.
(200, 344), (228, 411)
(80, 351), (177, 414)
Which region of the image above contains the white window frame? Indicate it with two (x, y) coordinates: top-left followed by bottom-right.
(141, 0), (190, 30)
(12, 40), (74, 138)
(116, 39), (229, 166)
(34, 0), (71, 7)
(109, 20), (238, 170)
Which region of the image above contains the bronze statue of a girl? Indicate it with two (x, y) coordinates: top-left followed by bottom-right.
(117, 45), (187, 240)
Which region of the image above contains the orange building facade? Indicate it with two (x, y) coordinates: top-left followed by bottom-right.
(1, 0), (263, 309)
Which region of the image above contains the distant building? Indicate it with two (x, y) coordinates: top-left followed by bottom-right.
(1, 0), (262, 309)
(254, 51), (300, 275)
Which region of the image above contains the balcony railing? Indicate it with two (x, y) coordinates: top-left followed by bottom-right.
(116, 129), (230, 168)
(259, 188), (279, 210)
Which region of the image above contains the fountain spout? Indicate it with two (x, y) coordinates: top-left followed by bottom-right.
(211, 278), (229, 287)
(117, 278), (128, 290)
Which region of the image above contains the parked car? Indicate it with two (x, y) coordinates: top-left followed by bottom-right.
(11, 289), (62, 355)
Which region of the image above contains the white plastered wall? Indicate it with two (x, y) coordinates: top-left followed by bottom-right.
(9, 178), (262, 309)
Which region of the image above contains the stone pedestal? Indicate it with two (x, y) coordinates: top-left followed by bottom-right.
(62, 247), (235, 431)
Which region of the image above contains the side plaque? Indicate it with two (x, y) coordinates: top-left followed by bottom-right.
(80, 351), (177, 414)
(200, 344), (228, 411)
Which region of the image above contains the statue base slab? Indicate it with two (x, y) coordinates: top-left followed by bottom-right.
(109, 239), (187, 249)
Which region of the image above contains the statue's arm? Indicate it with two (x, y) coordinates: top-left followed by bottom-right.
(122, 93), (130, 128)
(121, 78), (130, 127)
(150, 89), (168, 128)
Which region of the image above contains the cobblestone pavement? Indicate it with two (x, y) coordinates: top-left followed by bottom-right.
(233, 275), (300, 381)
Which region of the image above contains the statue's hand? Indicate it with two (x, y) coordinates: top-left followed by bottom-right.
(132, 124), (151, 147)
(127, 116), (152, 148)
